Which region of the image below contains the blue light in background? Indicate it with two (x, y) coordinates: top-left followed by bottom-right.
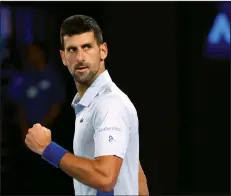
(207, 13), (230, 45)
(15, 7), (34, 45)
(205, 2), (230, 60)
(0, 6), (12, 40)
(0, 6), (12, 64)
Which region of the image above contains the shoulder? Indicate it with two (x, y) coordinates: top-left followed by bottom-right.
(93, 84), (137, 119)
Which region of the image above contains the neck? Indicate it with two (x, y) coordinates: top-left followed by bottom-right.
(76, 83), (89, 98)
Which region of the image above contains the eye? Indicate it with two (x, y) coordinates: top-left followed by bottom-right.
(83, 44), (92, 50)
(67, 47), (77, 53)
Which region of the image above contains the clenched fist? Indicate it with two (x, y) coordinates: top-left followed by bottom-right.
(25, 123), (52, 155)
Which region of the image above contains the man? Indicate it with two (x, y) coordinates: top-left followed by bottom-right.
(13, 41), (66, 193)
(25, 15), (149, 195)
(14, 41), (65, 141)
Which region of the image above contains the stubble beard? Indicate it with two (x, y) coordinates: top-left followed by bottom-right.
(72, 68), (98, 85)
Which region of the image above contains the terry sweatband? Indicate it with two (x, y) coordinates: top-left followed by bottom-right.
(42, 142), (68, 168)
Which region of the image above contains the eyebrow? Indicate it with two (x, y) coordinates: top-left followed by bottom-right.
(66, 42), (93, 50)
(82, 43), (92, 47)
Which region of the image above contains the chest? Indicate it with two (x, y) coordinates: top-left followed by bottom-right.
(73, 106), (95, 159)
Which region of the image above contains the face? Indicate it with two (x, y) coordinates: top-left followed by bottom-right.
(27, 45), (43, 66)
(60, 32), (108, 84)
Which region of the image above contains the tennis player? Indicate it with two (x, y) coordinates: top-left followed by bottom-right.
(25, 15), (149, 195)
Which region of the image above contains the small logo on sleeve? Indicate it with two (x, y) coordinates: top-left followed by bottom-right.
(109, 135), (114, 142)
(80, 118), (84, 123)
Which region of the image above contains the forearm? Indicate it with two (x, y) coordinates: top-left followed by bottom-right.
(59, 152), (112, 192)
(41, 104), (61, 126)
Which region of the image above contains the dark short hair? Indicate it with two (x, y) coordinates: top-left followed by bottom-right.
(60, 15), (103, 50)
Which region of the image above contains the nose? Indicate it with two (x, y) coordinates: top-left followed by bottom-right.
(76, 49), (84, 62)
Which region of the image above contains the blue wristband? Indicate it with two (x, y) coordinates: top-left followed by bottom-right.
(42, 142), (68, 168)
(96, 190), (114, 196)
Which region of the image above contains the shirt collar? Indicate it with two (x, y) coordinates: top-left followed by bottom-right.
(71, 70), (112, 108)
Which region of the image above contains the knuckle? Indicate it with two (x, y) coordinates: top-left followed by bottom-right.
(43, 127), (49, 132)
(33, 123), (41, 127)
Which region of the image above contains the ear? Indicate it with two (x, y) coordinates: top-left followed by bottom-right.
(100, 43), (108, 61)
(60, 50), (67, 66)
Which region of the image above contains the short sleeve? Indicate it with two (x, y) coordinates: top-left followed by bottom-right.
(93, 96), (130, 159)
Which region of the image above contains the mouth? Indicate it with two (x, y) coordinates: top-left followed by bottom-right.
(75, 67), (89, 73)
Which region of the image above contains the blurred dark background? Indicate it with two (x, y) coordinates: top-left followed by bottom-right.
(1, 1), (230, 195)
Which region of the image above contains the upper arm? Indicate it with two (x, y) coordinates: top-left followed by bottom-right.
(139, 163), (149, 195)
(139, 164), (147, 182)
(92, 96), (130, 181)
(94, 155), (123, 190)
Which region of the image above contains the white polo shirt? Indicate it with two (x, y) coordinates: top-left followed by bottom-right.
(71, 70), (139, 195)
